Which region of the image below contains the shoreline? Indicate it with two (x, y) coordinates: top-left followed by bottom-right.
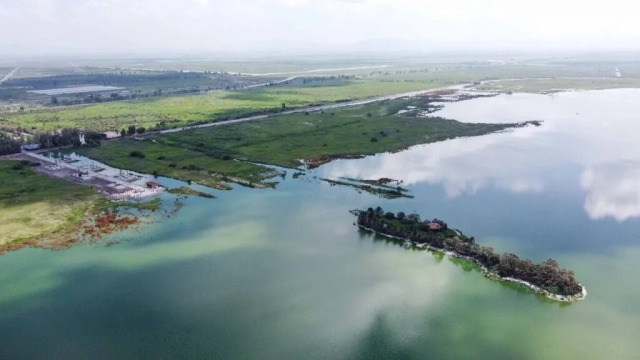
(358, 225), (587, 303)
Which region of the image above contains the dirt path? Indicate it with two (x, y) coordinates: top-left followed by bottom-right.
(0, 67), (19, 84)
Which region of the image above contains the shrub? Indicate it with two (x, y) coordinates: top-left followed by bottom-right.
(168, 163), (177, 168)
(222, 155), (232, 160)
(129, 151), (145, 158)
(182, 164), (203, 171)
(157, 155), (166, 160)
(370, 137), (378, 142)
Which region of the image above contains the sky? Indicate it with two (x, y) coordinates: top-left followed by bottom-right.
(1, 0), (639, 56)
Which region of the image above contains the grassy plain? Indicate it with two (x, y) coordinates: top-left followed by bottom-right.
(71, 139), (277, 188)
(160, 99), (521, 167)
(5, 57), (640, 131)
(68, 97), (523, 189)
(0, 79), (446, 131)
(70, 100), (514, 191)
(0, 160), (97, 246)
(475, 77), (640, 93)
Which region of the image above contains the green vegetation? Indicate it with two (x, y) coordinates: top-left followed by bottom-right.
(70, 139), (276, 189)
(168, 187), (215, 198)
(67, 97), (530, 191)
(0, 160), (97, 246)
(96, 197), (163, 212)
(0, 79), (445, 131)
(341, 177), (409, 192)
(160, 99), (525, 168)
(322, 178), (413, 199)
(475, 77), (640, 93)
(357, 207), (584, 299)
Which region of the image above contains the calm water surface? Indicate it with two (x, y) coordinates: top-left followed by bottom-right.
(1, 89), (639, 359)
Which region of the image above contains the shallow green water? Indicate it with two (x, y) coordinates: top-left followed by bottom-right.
(1, 90), (639, 359)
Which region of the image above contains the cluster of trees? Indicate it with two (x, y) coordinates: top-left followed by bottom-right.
(120, 126), (146, 137)
(0, 135), (22, 155)
(300, 75), (356, 85)
(37, 129), (81, 148)
(357, 207), (582, 296)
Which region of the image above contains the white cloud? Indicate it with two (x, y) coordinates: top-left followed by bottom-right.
(0, 0), (639, 56)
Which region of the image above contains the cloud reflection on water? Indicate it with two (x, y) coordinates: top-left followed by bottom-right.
(581, 162), (640, 222)
(323, 89), (640, 222)
(323, 130), (546, 198)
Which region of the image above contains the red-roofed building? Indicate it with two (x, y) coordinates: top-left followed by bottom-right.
(146, 181), (162, 189)
(427, 222), (442, 231)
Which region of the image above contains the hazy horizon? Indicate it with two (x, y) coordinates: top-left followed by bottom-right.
(1, 0), (639, 58)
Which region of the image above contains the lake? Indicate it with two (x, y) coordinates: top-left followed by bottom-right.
(1, 89), (639, 359)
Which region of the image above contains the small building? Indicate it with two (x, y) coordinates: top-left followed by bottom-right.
(22, 144), (40, 151)
(103, 131), (120, 139)
(426, 222), (442, 231)
(146, 181), (162, 189)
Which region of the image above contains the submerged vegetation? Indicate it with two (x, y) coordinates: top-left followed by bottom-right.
(322, 178), (413, 199)
(355, 207), (585, 301)
(168, 187), (215, 198)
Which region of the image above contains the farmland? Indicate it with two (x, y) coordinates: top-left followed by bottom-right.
(1, 78), (448, 131)
(0, 71), (276, 106)
(3, 56), (640, 132)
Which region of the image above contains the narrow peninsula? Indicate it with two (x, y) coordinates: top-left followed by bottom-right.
(354, 207), (587, 302)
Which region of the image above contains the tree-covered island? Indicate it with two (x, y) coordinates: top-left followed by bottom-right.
(354, 207), (586, 302)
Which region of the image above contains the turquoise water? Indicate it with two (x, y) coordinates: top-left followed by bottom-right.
(1, 90), (639, 359)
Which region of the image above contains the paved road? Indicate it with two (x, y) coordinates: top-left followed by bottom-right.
(0, 67), (19, 84)
(160, 83), (466, 134)
(243, 75), (300, 89)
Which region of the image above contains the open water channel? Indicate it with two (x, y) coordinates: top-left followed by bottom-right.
(0, 89), (639, 359)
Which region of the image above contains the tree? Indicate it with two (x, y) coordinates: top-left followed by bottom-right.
(397, 212), (406, 221)
(121, 129), (126, 137)
(407, 213), (421, 223)
(384, 212), (395, 220)
(282, 103), (286, 110)
(136, 127), (146, 134)
(129, 151), (145, 158)
(128, 125), (136, 135)
(51, 96), (58, 105)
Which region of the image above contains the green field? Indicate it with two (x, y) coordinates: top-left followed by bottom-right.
(475, 77), (640, 93)
(72, 98), (526, 191)
(0, 160), (97, 246)
(0, 79), (447, 131)
(4, 57), (640, 131)
(160, 99), (523, 167)
(71, 139), (278, 188)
